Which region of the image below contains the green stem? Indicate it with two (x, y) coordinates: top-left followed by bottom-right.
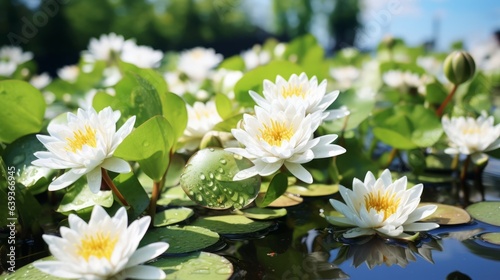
(459, 155), (471, 204)
(436, 84), (458, 117)
(102, 168), (129, 206)
(149, 180), (161, 221)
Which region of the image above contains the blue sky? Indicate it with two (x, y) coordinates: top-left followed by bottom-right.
(359, 0), (500, 50)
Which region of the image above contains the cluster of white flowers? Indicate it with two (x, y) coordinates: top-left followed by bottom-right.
(226, 72), (346, 184)
(0, 46), (33, 77)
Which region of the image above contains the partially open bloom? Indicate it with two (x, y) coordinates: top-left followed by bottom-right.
(32, 107), (136, 193)
(442, 113), (500, 164)
(181, 100), (223, 151)
(226, 105), (345, 183)
(177, 47), (223, 81)
(249, 73), (346, 120)
(326, 169), (439, 238)
(34, 205), (168, 279)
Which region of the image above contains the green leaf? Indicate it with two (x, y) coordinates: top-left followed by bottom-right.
(480, 232), (500, 245)
(191, 215), (272, 235)
(162, 92), (187, 142)
(255, 173), (288, 208)
(180, 148), (260, 209)
(218, 55), (245, 71)
(113, 172), (150, 219)
(57, 178), (114, 214)
(425, 81), (448, 105)
(115, 116), (174, 181)
(466, 201), (500, 226)
(140, 225), (220, 254)
(284, 34), (319, 64)
(2, 134), (55, 194)
(150, 252), (233, 279)
(153, 207), (194, 227)
(0, 80), (45, 143)
(213, 113), (243, 132)
(240, 207), (287, 220)
(420, 203), (471, 225)
(214, 93), (233, 119)
(372, 105), (443, 149)
(234, 61), (303, 106)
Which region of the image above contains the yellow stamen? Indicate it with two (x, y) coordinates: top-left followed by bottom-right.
(66, 125), (97, 152)
(76, 232), (118, 261)
(364, 190), (400, 221)
(281, 85), (305, 98)
(461, 127), (482, 135)
(259, 120), (294, 146)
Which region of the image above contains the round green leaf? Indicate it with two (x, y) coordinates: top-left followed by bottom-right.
(2, 134), (55, 194)
(157, 186), (198, 207)
(420, 203), (471, 225)
(57, 178), (114, 214)
(466, 201), (500, 226)
(240, 207), (287, 220)
(263, 192), (303, 208)
(191, 215), (272, 234)
(141, 226), (220, 254)
(480, 232), (500, 245)
(154, 207), (195, 227)
(287, 184), (339, 197)
(180, 148), (260, 209)
(150, 252), (233, 280)
(0, 80), (46, 143)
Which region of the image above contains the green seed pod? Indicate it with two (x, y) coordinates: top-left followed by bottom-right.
(443, 51), (476, 85)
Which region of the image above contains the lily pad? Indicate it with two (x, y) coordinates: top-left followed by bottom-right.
(287, 184), (339, 197)
(263, 192), (303, 208)
(151, 252), (233, 280)
(154, 207), (195, 227)
(157, 186), (198, 207)
(466, 201), (500, 226)
(480, 232), (500, 245)
(2, 256), (64, 280)
(240, 208), (287, 220)
(180, 148), (260, 210)
(420, 203), (471, 225)
(141, 226), (220, 254)
(57, 178), (113, 214)
(191, 215), (272, 234)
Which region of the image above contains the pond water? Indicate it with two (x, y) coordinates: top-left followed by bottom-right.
(2, 160), (500, 279)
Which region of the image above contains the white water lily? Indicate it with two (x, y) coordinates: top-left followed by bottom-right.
(34, 205), (168, 279)
(0, 46), (33, 76)
(442, 113), (500, 164)
(30, 72), (52, 89)
(121, 41), (163, 68)
(57, 65), (80, 83)
(241, 45), (271, 70)
(181, 100), (223, 151)
(177, 47), (223, 81)
(32, 107), (136, 193)
(329, 66), (360, 90)
(83, 33), (127, 62)
(326, 169), (439, 238)
(226, 105), (346, 183)
(382, 70), (423, 89)
(249, 73), (346, 121)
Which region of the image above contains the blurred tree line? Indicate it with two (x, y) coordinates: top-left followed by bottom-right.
(0, 0), (360, 74)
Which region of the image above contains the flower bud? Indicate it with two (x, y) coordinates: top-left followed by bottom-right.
(443, 51), (476, 85)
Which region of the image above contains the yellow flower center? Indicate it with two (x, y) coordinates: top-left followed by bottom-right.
(76, 232), (118, 261)
(461, 126), (482, 135)
(364, 190), (400, 221)
(66, 125), (97, 152)
(281, 85), (305, 98)
(259, 120), (294, 146)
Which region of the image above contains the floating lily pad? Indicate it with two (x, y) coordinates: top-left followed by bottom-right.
(240, 208), (287, 220)
(154, 207), (195, 227)
(263, 192), (303, 207)
(466, 201), (500, 226)
(157, 186), (198, 207)
(420, 203), (471, 225)
(180, 148), (260, 210)
(2, 256), (64, 280)
(191, 215), (272, 234)
(287, 184), (339, 197)
(480, 232), (500, 245)
(141, 226), (220, 254)
(151, 252), (233, 280)
(57, 178), (113, 214)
